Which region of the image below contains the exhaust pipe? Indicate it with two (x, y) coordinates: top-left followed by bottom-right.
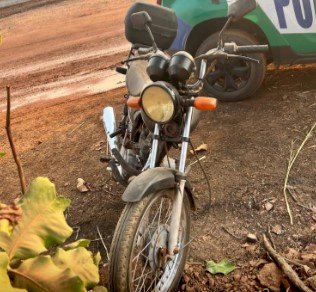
(103, 107), (120, 152)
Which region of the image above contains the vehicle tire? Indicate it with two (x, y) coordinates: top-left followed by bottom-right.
(196, 29), (267, 102)
(109, 189), (191, 292)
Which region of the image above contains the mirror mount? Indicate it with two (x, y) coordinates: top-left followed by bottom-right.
(228, 0), (257, 21)
(131, 11), (158, 52)
(217, 16), (233, 49)
(217, 0), (257, 49)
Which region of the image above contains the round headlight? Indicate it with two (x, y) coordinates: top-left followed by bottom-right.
(141, 82), (178, 124)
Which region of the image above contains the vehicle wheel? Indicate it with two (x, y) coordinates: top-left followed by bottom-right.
(196, 29), (267, 102)
(109, 189), (191, 292)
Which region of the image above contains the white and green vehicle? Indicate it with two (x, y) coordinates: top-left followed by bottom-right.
(158, 0), (316, 101)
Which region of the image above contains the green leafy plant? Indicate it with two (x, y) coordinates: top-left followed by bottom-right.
(0, 177), (107, 292)
(206, 259), (236, 275)
(0, 152), (6, 158)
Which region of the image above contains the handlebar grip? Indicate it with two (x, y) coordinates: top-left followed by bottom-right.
(138, 47), (153, 54)
(236, 45), (269, 53)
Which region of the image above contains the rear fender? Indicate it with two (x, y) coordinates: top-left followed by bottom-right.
(122, 167), (196, 211)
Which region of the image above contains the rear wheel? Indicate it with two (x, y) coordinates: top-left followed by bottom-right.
(196, 29), (267, 102)
(109, 189), (191, 291)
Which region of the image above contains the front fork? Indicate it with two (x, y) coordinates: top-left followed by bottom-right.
(149, 107), (194, 256)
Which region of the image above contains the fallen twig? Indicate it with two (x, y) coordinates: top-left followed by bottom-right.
(267, 225), (276, 250)
(286, 186), (298, 202)
(5, 86), (26, 194)
(103, 189), (116, 197)
(262, 234), (313, 292)
(96, 226), (110, 262)
(68, 121), (85, 135)
(222, 226), (242, 240)
(283, 122), (316, 225)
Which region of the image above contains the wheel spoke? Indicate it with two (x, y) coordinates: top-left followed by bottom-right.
(135, 256), (150, 291)
(206, 70), (223, 85)
(164, 201), (172, 225)
(157, 198), (163, 226)
(132, 233), (152, 262)
(231, 65), (249, 78)
(224, 74), (238, 91)
(127, 194), (189, 291)
(144, 270), (160, 292)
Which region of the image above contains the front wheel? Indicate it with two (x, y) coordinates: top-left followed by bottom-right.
(196, 29), (267, 102)
(109, 189), (191, 292)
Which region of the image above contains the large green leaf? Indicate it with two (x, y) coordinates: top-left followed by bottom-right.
(63, 239), (90, 251)
(93, 286), (108, 292)
(52, 247), (99, 288)
(0, 219), (13, 236)
(0, 177), (73, 261)
(0, 253), (26, 291)
(10, 255), (85, 292)
(206, 259), (236, 275)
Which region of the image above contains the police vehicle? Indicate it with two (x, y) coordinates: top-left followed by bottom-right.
(158, 0), (316, 101)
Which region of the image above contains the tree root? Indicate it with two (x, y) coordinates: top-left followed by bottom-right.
(262, 234), (313, 292)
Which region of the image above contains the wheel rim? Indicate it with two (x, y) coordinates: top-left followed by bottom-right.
(129, 191), (188, 291)
(205, 59), (251, 93)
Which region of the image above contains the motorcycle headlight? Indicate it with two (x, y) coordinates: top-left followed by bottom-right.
(141, 82), (178, 124)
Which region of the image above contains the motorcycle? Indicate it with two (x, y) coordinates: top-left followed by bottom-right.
(102, 0), (268, 290)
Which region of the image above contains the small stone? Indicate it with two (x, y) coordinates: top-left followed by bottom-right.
(271, 224), (282, 235)
(247, 233), (258, 243)
(76, 178), (89, 193)
(312, 215), (316, 222)
(265, 202), (274, 211)
(285, 248), (300, 260)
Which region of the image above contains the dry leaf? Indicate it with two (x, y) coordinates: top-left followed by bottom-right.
(242, 243), (258, 253)
(258, 263), (283, 292)
(92, 141), (106, 151)
(304, 245), (316, 254)
(0, 202), (22, 224)
(246, 233), (258, 243)
(190, 143), (208, 155)
(77, 178), (89, 193)
(285, 248), (300, 260)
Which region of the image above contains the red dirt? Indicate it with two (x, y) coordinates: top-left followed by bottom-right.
(0, 1), (315, 291)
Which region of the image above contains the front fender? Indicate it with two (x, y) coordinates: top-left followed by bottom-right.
(122, 167), (196, 211)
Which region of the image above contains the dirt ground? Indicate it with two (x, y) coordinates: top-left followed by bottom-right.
(0, 0), (316, 291)
(0, 0), (141, 110)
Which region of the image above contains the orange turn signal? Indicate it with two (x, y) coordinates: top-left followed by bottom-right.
(194, 97), (217, 111)
(127, 97), (141, 109)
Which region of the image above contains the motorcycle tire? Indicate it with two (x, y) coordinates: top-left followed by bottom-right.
(109, 189), (191, 292)
(196, 29), (267, 102)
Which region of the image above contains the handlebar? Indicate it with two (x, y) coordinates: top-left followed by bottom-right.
(187, 42), (269, 94)
(224, 42), (269, 54)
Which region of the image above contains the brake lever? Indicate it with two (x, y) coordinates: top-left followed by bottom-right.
(122, 53), (152, 64)
(226, 54), (260, 64)
(196, 48), (260, 64)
